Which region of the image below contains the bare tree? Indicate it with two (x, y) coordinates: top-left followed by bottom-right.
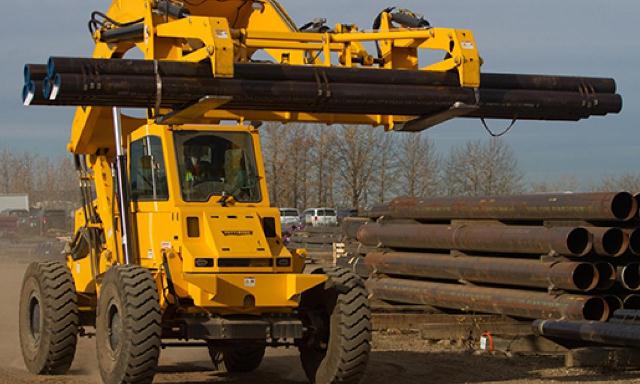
(12, 152), (38, 197)
(0, 148), (79, 209)
(0, 149), (13, 193)
(334, 125), (380, 208)
(444, 139), (523, 196)
(397, 133), (440, 197)
(311, 126), (338, 207)
(261, 122), (289, 206)
(53, 156), (79, 202)
(284, 124), (314, 209)
(596, 173), (640, 193)
(373, 130), (397, 204)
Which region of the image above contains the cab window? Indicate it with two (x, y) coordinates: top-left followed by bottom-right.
(130, 136), (169, 201)
(174, 131), (261, 203)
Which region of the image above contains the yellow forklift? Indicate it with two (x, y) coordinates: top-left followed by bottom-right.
(18, 1), (621, 384)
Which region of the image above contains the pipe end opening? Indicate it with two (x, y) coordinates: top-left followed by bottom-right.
(583, 297), (608, 321)
(612, 192), (635, 221)
(567, 227), (591, 256)
(572, 263), (598, 291)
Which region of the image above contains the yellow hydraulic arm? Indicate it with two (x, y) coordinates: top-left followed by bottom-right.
(68, 0), (481, 155)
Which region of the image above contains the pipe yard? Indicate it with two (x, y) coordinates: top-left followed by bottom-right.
(334, 191), (640, 362)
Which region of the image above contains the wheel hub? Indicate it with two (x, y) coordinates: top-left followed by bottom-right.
(107, 302), (122, 352)
(28, 295), (41, 342)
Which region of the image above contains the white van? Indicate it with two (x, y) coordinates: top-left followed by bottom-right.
(279, 208), (301, 229)
(302, 208), (338, 227)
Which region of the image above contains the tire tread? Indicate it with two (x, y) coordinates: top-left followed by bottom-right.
(20, 261), (78, 375)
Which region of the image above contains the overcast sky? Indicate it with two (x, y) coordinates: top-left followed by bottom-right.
(1, 0), (637, 185)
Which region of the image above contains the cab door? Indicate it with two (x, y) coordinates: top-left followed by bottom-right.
(129, 132), (174, 269)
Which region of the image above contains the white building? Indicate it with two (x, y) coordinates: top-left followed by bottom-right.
(0, 194), (29, 212)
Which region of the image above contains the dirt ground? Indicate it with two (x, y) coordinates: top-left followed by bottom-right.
(2, 252), (640, 383)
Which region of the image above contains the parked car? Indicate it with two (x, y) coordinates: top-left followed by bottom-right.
(302, 208), (338, 227)
(0, 215), (18, 238)
(1, 209), (33, 234)
(279, 208), (301, 231)
(1, 209), (29, 217)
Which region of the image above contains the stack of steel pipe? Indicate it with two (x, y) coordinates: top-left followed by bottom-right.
(340, 191), (640, 321)
(22, 57), (622, 121)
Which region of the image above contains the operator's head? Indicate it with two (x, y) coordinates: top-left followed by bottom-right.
(185, 144), (204, 159)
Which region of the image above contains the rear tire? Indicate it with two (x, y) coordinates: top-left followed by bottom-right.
(299, 267), (371, 384)
(96, 265), (161, 384)
(19, 261), (79, 375)
(207, 342), (266, 373)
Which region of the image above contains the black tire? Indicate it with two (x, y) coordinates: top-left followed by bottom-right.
(299, 267), (371, 384)
(96, 265), (161, 384)
(19, 261), (79, 375)
(207, 342), (266, 373)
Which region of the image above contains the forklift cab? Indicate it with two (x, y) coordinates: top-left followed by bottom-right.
(125, 122), (319, 310)
(128, 123), (265, 206)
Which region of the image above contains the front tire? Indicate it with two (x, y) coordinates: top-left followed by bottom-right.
(96, 265), (161, 384)
(19, 261), (79, 375)
(299, 267), (371, 384)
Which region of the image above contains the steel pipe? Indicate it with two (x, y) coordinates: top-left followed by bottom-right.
(368, 192), (637, 222)
(611, 309), (640, 321)
(47, 56), (213, 80)
(365, 251), (598, 291)
(617, 263), (640, 291)
(594, 262), (617, 291)
(624, 228), (640, 256)
(342, 217), (374, 240)
(45, 57), (618, 94)
(43, 73), (622, 117)
(23, 64), (47, 84)
(357, 223), (592, 257)
(29, 66), (621, 121)
(22, 81), (138, 107)
(587, 227), (628, 257)
(533, 319), (640, 348)
(366, 277), (608, 321)
(26, 57), (623, 121)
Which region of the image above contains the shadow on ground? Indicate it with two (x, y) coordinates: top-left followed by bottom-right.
(152, 350), (640, 384)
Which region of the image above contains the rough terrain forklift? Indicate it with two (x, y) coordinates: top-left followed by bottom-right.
(17, 1), (385, 383)
(17, 1), (620, 383)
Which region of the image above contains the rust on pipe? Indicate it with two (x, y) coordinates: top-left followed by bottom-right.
(587, 227), (628, 257)
(357, 223), (592, 257)
(366, 277), (608, 321)
(594, 262), (617, 291)
(342, 217), (374, 240)
(624, 228), (640, 256)
(368, 192), (637, 222)
(364, 251), (598, 292)
(617, 263), (640, 291)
